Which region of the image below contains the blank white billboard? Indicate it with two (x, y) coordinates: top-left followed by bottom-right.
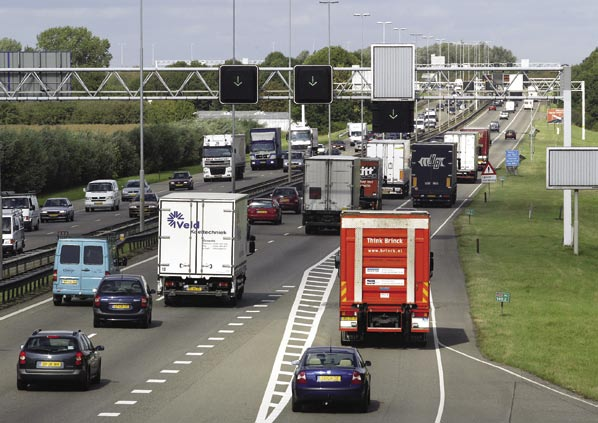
(371, 44), (415, 101)
(546, 147), (598, 189)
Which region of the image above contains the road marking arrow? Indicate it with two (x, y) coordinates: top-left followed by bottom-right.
(234, 76), (243, 87)
(389, 109), (398, 120)
(308, 76), (318, 87)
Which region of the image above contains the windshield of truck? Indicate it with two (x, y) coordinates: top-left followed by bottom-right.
(290, 130), (311, 141)
(2, 217), (11, 234)
(2, 197), (29, 209)
(251, 132), (275, 141)
(87, 183), (113, 192)
(202, 146), (232, 157)
(250, 141), (275, 152)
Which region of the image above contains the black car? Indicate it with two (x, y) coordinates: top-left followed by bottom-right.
(168, 171), (194, 191)
(505, 129), (517, 140)
(331, 140), (346, 151)
(128, 192), (159, 218)
(93, 274), (155, 328)
(17, 329), (104, 391)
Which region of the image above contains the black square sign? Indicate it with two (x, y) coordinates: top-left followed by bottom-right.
(294, 65), (333, 104)
(219, 65), (259, 104)
(371, 101), (414, 133)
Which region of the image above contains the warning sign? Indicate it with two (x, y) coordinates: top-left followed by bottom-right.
(481, 161), (497, 183)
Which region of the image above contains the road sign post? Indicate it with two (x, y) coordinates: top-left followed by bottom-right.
(495, 291), (511, 315)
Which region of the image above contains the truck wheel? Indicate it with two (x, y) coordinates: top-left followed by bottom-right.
(164, 296), (174, 307)
(340, 331), (352, 346)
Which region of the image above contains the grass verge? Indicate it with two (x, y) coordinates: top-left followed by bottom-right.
(455, 111), (598, 400)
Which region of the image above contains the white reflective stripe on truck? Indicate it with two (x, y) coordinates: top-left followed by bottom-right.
(354, 227), (364, 303)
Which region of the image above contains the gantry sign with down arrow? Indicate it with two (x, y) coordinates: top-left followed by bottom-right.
(371, 101), (414, 133)
(219, 65), (259, 104)
(293, 65), (333, 104)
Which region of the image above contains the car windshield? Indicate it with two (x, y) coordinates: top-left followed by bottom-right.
(2, 197), (29, 208)
(44, 199), (68, 207)
(133, 193), (157, 202)
(2, 217), (11, 234)
(125, 181), (140, 188)
(304, 352), (356, 367)
(25, 336), (78, 354)
(87, 183), (113, 192)
(291, 152), (304, 159)
(250, 141), (275, 152)
(99, 279), (144, 295)
(173, 172), (190, 179)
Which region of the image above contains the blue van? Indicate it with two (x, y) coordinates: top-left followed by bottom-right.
(52, 238), (127, 306)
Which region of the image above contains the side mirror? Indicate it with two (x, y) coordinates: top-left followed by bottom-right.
(364, 360), (372, 367)
(149, 289), (157, 295)
(95, 345), (105, 352)
(82, 188), (86, 193)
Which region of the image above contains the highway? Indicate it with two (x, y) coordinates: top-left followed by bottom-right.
(1, 108), (597, 422)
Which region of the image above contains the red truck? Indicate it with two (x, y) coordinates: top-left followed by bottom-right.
(337, 210), (433, 346)
(359, 157), (383, 210)
(461, 127), (490, 171)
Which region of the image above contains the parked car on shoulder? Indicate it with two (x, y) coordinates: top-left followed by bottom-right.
(128, 192), (159, 218)
(41, 197), (75, 222)
(505, 129), (517, 140)
(271, 186), (301, 214)
(291, 346), (372, 413)
(168, 171), (194, 191)
(93, 274), (155, 328)
(17, 329), (104, 391)
(248, 198), (282, 225)
(121, 179), (151, 202)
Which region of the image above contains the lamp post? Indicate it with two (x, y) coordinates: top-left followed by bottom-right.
(354, 12), (370, 156)
(410, 32), (422, 63)
(138, 0), (145, 230)
(435, 38), (445, 57)
(319, 0), (339, 152)
(287, 0), (292, 183)
(394, 27), (407, 43)
(422, 35), (433, 64)
(376, 21), (392, 43)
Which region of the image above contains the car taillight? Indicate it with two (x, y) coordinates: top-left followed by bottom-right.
(351, 371), (363, 384)
(105, 271), (110, 277)
(141, 295), (148, 308)
(218, 282), (230, 289)
(52, 270), (57, 282)
(93, 295), (100, 308)
(296, 371), (307, 384)
(165, 280), (175, 289)
(75, 352), (83, 366)
(19, 351), (26, 364)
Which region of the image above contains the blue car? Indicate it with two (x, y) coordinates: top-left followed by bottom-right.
(291, 346), (372, 412)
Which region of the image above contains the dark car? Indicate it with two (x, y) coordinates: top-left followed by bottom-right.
(17, 329), (104, 391)
(331, 140), (346, 151)
(40, 197), (74, 222)
(168, 171), (194, 191)
(93, 274), (155, 328)
(489, 121), (500, 132)
(271, 186), (301, 214)
(248, 198), (282, 225)
(128, 192), (159, 218)
(505, 129), (517, 140)
(121, 179), (151, 201)
(291, 346), (371, 412)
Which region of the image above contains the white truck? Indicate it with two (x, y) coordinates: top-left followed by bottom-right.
(157, 192), (255, 306)
(443, 131), (478, 183)
(302, 156), (361, 234)
(202, 134), (246, 181)
(366, 139), (411, 198)
(504, 100), (516, 113)
(523, 99), (534, 110)
(288, 122), (318, 155)
(347, 122), (367, 147)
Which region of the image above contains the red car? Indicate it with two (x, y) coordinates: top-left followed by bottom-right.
(271, 186), (301, 214)
(248, 198), (282, 225)
(488, 104), (497, 111)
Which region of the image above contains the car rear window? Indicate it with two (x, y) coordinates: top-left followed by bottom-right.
(60, 245), (80, 264)
(99, 279), (144, 294)
(249, 200), (273, 208)
(305, 352), (355, 366)
(26, 336), (78, 353)
(273, 189), (295, 196)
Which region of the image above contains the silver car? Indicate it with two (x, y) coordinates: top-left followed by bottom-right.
(121, 180), (151, 201)
(40, 197), (75, 222)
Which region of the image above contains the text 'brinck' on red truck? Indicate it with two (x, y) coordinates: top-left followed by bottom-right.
(336, 210), (434, 347)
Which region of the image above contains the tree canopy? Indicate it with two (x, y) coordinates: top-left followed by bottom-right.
(36, 26), (112, 67)
(0, 37), (22, 52)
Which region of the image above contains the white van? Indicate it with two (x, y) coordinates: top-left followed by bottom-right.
(84, 179), (121, 212)
(2, 208), (25, 255)
(2, 193), (41, 231)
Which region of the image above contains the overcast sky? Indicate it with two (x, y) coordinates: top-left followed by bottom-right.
(2, 1), (595, 67)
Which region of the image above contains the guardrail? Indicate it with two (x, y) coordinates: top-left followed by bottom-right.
(0, 174), (303, 307)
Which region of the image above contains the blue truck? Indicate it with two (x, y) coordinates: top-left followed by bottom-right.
(249, 127), (283, 170)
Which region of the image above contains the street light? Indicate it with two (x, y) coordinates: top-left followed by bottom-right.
(435, 38), (445, 57)
(376, 21), (392, 43)
(319, 0), (339, 152)
(422, 35), (433, 64)
(410, 33), (422, 63)
(354, 12), (370, 156)
(138, 0), (145, 230)
(393, 27), (407, 43)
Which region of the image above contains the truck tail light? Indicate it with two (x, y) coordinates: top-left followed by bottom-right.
(75, 352), (83, 366)
(218, 282), (230, 289)
(351, 371), (363, 384)
(296, 371), (307, 384)
(19, 351), (26, 365)
(141, 295), (149, 308)
(340, 311), (357, 318)
(52, 270), (57, 282)
(165, 280), (176, 289)
(93, 295), (100, 308)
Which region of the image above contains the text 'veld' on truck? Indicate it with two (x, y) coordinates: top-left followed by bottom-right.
(337, 210), (434, 347)
(157, 192), (254, 307)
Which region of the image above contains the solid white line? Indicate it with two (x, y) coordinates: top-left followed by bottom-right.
(0, 297), (52, 321)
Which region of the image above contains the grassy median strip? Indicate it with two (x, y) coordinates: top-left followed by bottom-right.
(455, 114), (598, 400)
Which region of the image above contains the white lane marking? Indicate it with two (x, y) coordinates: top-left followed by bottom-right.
(208, 337), (225, 341)
(173, 361), (192, 364)
(218, 330), (234, 334)
(88, 333), (97, 338)
(254, 304), (268, 308)
(160, 370), (179, 374)
(441, 342), (598, 409)
(146, 379), (166, 383)
(282, 285), (295, 288)
(255, 252), (337, 423)
(246, 310), (261, 313)
(131, 389), (152, 394)
(186, 352), (204, 356)
(268, 240), (275, 244)
(98, 413), (120, 417)
(228, 322), (244, 326)
(237, 316), (252, 319)
(196, 345), (215, 348)
(115, 401), (137, 405)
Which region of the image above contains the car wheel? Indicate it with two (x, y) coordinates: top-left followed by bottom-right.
(92, 363), (101, 384)
(85, 207), (90, 212)
(357, 387), (371, 413)
(140, 313), (150, 329)
(35, 220), (40, 231)
(80, 368), (90, 391)
(53, 295), (62, 306)
(164, 296), (174, 307)
(93, 316), (101, 328)
(291, 395), (302, 412)
(340, 331), (353, 346)
(17, 379), (27, 391)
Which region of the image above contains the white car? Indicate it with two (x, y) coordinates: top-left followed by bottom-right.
(499, 111), (509, 120)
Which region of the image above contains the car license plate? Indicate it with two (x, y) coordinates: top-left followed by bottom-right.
(37, 361), (63, 368)
(61, 279), (77, 285)
(257, 210), (267, 214)
(111, 303), (131, 310)
(188, 286), (203, 292)
(94, 201), (103, 205)
(49, 213), (59, 217)
(318, 375), (341, 382)
(280, 199), (289, 203)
